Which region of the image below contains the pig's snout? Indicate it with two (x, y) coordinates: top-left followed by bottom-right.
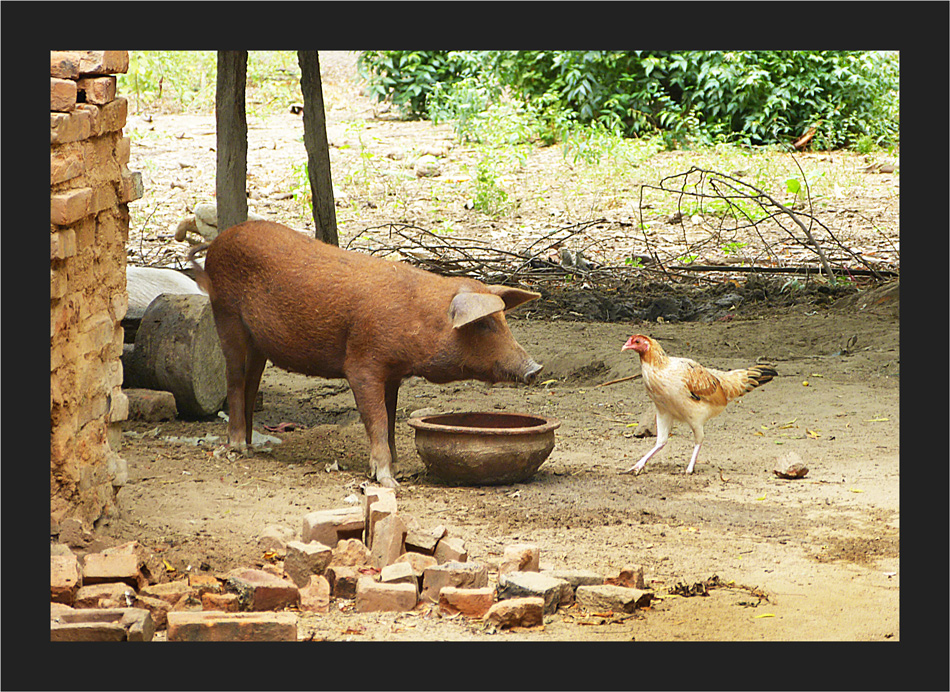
(521, 359), (543, 384)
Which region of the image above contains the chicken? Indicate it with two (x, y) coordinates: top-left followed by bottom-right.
(620, 334), (777, 475)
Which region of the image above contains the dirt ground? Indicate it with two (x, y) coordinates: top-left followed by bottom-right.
(89, 52), (900, 642)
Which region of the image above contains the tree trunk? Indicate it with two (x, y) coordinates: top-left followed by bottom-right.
(297, 51), (339, 246)
(122, 294), (227, 419)
(216, 51), (248, 235)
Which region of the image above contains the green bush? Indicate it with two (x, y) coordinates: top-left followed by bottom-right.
(358, 50), (899, 149)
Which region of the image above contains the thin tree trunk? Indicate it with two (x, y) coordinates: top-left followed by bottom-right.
(297, 51), (339, 245)
(215, 51), (248, 235)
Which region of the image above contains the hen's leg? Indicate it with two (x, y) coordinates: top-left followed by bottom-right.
(623, 409), (671, 475)
(684, 425), (705, 474)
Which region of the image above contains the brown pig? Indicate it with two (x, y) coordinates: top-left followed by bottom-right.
(190, 220), (542, 487)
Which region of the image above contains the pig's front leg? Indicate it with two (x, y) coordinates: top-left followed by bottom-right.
(348, 375), (399, 488)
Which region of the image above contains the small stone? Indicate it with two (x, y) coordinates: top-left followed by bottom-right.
(414, 154), (441, 178)
(575, 584), (653, 613)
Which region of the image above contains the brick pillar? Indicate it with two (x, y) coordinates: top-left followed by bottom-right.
(50, 51), (143, 531)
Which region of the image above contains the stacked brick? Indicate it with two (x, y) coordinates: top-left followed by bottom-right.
(50, 51), (143, 531)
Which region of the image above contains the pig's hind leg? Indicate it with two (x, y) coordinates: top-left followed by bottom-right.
(214, 313), (256, 449)
(241, 345), (268, 445)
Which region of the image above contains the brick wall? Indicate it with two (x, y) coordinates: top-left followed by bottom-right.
(50, 51), (144, 531)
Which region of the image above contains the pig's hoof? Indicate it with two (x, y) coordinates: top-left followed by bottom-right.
(213, 444), (249, 461)
(376, 475), (400, 489)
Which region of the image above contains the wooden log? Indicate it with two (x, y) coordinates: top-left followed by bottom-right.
(122, 294), (226, 418)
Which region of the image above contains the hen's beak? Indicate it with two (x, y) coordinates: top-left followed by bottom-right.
(621, 337), (636, 352)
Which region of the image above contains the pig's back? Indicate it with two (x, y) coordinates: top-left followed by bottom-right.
(205, 220), (455, 377)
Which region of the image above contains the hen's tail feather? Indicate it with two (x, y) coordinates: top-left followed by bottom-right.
(722, 365), (777, 401)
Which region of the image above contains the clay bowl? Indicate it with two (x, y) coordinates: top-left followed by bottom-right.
(407, 412), (561, 486)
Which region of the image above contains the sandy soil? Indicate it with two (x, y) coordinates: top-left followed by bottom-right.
(86, 52), (900, 643)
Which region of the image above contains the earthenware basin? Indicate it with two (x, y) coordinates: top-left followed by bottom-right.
(408, 412), (560, 485)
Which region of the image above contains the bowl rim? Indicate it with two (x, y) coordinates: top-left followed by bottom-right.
(407, 411), (561, 436)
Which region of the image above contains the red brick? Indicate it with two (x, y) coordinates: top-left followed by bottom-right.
(77, 75), (116, 105)
(51, 51), (81, 79)
(188, 573), (223, 595)
(362, 486), (397, 549)
(50, 187), (91, 226)
(51, 606), (154, 641)
(50, 109), (93, 145)
(421, 561), (488, 603)
(133, 595), (172, 630)
(302, 507), (364, 547)
(140, 580), (195, 606)
(124, 388), (178, 422)
(51, 554), (82, 604)
(284, 540), (333, 587)
(394, 551), (438, 579)
(299, 575), (331, 613)
(370, 513), (407, 569)
(201, 592), (240, 612)
(500, 543), (540, 574)
(78, 50), (129, 75)
(167, 611), (297, 642)
(330, 537), (371, 567)
(484, 597), (544, 629)
(51, 149), (84, 186)
(604, 565), (646, 589)
(226, 568), (299, 611)
(73, 582), (135, 609)
(355, 577), (417, 613)
(434, 535), (467, 564)
(325, 565), (359, 599)
(439, 586), (496, 618)
(99, 96), (128, 132)
(119, 169), (143, 203)
(51, 78), (77, 112)
(81, 541), (151, 590)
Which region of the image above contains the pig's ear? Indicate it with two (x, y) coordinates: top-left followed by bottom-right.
(450, 291), (506, 329)
(485, 285), (541, 312)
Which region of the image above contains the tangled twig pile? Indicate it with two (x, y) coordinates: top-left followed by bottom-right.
(342, 162), (896, 291)
(638, 164), (898, 282)
(344, 219), (650, 289)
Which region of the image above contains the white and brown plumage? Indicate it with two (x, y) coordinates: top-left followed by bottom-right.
(621, 334), (777, 475)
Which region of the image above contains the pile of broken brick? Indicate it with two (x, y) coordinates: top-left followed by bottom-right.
(51, 486), (654, 641)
